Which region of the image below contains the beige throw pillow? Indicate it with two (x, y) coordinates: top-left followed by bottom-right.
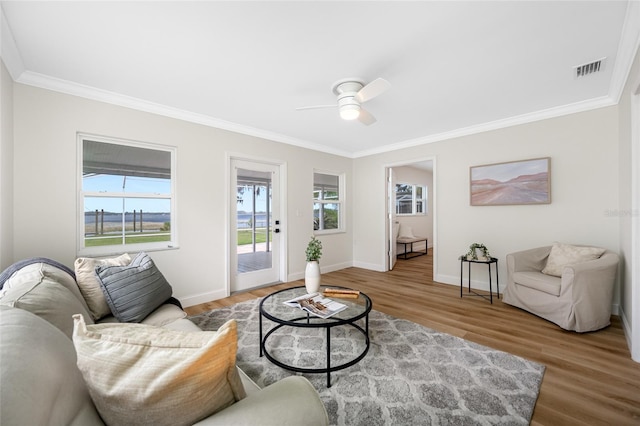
(398, 224), (415, 239)
(72, 315), (246, 426)
(74, 253), (131, 320)
(541, 242), (606, 277)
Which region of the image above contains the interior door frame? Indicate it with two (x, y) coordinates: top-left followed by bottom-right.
(384, 156), (437, 278)
(631, 80), (640, 362)
(387, 167), (397, 270)
(226, 153), (287, 296)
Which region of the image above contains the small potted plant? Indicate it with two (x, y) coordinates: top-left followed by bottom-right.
(305, 236), (323, 293)
(466, 243), (491, 261)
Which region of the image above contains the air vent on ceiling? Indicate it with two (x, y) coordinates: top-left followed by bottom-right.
(574, 58), (606, 79)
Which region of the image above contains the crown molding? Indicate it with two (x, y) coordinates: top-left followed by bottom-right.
(12, 68), (623, 161)
(352, 95), (616, 158)
(16, 70), (353, 158)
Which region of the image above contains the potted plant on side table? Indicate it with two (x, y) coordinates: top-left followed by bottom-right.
(305, 236), (323, 293)
(465, 243), (491, 261)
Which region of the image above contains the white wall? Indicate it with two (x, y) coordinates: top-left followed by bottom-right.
(11, 84), (353, 305)
(354, 107), (621, 308)
(0, 59), (13, 270)
(394, 165), (433, 252)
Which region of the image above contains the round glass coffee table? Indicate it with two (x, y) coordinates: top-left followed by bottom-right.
(259, 285), (372, 387)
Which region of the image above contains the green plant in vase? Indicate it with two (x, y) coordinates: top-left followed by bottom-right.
(305, 236), (323, 262)
(305, 236), (323, 293)
(466, 243), (491, 261)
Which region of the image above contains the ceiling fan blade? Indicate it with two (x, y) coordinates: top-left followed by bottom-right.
(355, 78), (391, 103)
(296, 104), (337, 111)
(358, 108), (377, 125)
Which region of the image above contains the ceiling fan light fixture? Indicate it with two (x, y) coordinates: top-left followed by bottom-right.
(340, 104), (360, 120)
(297, 77), (389, 126)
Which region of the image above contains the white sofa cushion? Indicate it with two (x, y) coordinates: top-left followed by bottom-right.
(75, 253), (131, 320)
(0, 263), (94, 338)
(542, 242), (606, 277)
(0, 306), (104, 425)
(72, 315), (247, 426)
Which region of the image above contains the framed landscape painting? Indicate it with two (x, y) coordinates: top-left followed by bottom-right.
(470, 157), (551, 206)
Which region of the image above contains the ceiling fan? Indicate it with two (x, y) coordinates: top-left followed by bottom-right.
(296, 77), (391, 125)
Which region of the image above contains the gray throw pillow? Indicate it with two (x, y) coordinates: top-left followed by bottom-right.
(96, 252), (173, 323)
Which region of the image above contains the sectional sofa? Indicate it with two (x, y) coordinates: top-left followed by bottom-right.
(0, 254), (328, 425)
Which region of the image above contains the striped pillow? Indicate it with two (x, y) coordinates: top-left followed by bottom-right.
(96, 252), (172, 323)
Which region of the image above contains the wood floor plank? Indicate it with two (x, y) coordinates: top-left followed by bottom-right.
(184, 252), (640, 425)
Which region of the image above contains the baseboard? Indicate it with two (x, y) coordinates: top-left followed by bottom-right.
(620, 307), (633, 354)
(287, 261), (355, 282)
(436, 273), (502, 294)
(611, 303), (620, 316)
(353, 260), (385, 272)
(180, 290), (227, 308)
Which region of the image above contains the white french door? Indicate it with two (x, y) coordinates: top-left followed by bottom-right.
(230, 159), (282, 292)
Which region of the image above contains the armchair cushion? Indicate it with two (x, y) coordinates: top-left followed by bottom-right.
(541, 242), (605, 277)
(512, 271), (560, 296)
(72, 315), (246, 426)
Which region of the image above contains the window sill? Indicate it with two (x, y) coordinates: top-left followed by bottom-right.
(78, 243), (179, 258)
(313, 229), (346, 236)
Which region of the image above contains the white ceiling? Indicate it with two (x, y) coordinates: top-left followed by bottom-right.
(1, 1), (639, 158)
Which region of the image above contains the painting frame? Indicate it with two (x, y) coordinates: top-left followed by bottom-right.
(470, 157), (551, 206)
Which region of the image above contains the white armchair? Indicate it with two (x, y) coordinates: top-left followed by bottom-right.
(503, 245), (619, 332)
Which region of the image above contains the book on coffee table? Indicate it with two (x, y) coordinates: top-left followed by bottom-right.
(323, 288), (360, 299)
(284, 293), (347, 319)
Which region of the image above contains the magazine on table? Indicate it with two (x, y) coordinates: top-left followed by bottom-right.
(283, 292), (347, 319)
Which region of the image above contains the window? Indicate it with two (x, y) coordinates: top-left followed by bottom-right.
(313, 171), (344, 232)
(396, 183), (427, 215)
(78, 134), (176, 255)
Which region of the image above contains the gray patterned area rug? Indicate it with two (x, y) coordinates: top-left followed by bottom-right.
(190, 299), (544, 426)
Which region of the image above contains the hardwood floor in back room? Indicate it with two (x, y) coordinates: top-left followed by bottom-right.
(185, 251), (640, 426)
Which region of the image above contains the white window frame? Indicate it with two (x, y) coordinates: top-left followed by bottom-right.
(396, 182), (427, 216)
(77, 133), (178, 256)
(313, 170), (345, 234)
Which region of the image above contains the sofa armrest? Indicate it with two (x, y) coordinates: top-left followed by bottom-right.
(193, 376), (328, 426)
(561, 252), (619, 298)
(506, 246), (551, 274)
(559, 251), (619, 332)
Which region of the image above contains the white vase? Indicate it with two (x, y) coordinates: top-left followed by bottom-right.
(305, 261), (321, 294)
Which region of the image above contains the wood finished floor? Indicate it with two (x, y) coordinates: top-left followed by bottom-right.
(185, 252), (640, 425)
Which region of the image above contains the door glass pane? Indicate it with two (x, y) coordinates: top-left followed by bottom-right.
(236, 169), (272, 273)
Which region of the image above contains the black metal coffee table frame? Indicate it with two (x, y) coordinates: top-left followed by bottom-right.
(259, 285), (372, 387)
